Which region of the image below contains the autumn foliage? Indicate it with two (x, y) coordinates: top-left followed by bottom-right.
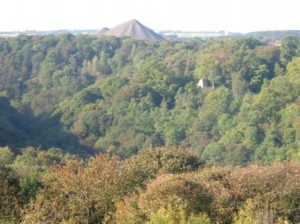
(18, 149), (300, 224)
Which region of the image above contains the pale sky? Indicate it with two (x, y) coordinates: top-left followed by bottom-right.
(1, 0), (300, 33)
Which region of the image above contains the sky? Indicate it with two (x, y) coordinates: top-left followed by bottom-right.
(1, 0), (300, 33)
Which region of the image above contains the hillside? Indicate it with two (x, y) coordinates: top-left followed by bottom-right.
(1, 34), (300, 223)
(0, 34), (300, 162)
(97, 27), (110, 35)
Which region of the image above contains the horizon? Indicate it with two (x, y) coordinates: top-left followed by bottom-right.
(2, 22), (300, 34)
(1, 0), (300, 33)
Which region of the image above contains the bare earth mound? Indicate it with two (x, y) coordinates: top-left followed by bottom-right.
(97, 27), (110, 36)
(102, 19), (164, 41)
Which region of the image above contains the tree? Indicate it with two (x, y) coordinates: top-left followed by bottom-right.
(23, 155), (131, 223)
(146, 205), (212, 224)
(0, 165), (21, 223)
(99, 51), (112, 75)
(280, 36), (300, 64)
(195, 52), (225, 86)
(0, 146), (14, 166)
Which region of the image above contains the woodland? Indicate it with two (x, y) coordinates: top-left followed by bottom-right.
(1, 34), (300, 223)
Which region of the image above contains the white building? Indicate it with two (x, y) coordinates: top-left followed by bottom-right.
(196, 79), (210, 89)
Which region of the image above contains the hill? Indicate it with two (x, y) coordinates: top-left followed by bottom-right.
(97, 27), (110, 36)
(102, 19), (164, 41)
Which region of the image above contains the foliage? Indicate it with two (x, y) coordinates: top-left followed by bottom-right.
(1, 35), (300, 164)
(146, 205), (212, 224)
(114, 163), (300, 224)
(1, 35), (300, 222)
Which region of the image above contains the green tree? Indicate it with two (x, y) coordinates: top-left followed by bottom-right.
(147, 205), (212, 224)
(280, 36), (300, 64)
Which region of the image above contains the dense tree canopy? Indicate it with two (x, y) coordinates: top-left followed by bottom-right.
(1, 34), (300, 164)
(1, 34), (300, 223)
